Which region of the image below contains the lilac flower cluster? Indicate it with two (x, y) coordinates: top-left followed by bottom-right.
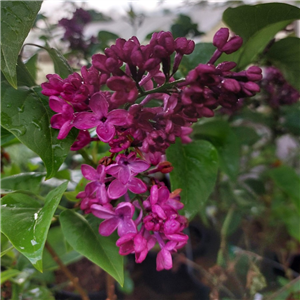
(41, 28), (262, 271)
(59, 8), (95, 54)
(260, 66), (300, 108)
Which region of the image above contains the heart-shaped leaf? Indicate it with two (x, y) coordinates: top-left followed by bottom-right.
(166, 139), (219, 219)
(60, 210), (124, 286)
(1, 82), (78, 179)
(0, 182), (68, 272)
(1, 1), (42, 88)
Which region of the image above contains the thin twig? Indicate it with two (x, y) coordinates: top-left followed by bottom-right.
(174, 253), (237, 300)
(45, 242), (90, 300)
(106, 273), (117, 300)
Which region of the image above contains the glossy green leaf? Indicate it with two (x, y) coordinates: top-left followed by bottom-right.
(1, 269), (21, 284)
(1, 82), (78, 179)
(43, 226), (82, 271)
(1, 172), (45, 194)
(16, 56), (36, 87)
(192, 120), (240, 180)
(268, 165), (300, 213)
(60, 210), (124, 285)
(265, 37), (300, 91)
(1, 127), (16, 146)
(25, 53), (38, 81)
(43, 46), (73, 79)
(0, 182), (68, 272)
(223, 3), (300, 42)
(166, 139), (219, 219)
(1, 1), (42, 88)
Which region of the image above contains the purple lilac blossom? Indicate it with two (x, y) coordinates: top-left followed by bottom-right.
(41, 28), (263, 271)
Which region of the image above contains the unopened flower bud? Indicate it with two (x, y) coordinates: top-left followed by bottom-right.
(157, 161), (173, 174)
(222, 78), (241, 93)
(246, 66), (263, 81)
(221, 36), (243, 54)
(213, 28), (229, 49)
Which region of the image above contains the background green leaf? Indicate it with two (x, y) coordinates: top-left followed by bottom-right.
(179, 43), (215, 76)
(192, 120), (240, 180)
(268, 165), (300, 213)
(0, 182), (68, 272)
(43, 226), (82, 271)
(166, 139), (219, 219)
(60, 210), (124, 286)
(1, 269), (21, 284)
(1, 172), (45, 194)
(1, 1), (42, 88)
(1, 82), (78, 179)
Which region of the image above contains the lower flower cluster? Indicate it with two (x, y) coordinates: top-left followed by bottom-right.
(41, 28), (262, 270)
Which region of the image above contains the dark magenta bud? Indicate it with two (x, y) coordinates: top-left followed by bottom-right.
(222, 36), (243, 54)
(213, 28), (229, 49)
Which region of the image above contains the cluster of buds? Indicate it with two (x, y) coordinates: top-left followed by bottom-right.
(260, 66), (300, 108)
(41, 28), (262, 270)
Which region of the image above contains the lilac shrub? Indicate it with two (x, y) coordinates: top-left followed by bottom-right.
(41, 28), (262, 271)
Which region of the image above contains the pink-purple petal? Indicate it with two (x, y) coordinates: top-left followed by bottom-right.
(107, 179), (127, 199)
(127, 177), (147, 194)
(96, 121), (115, 142)
(81, 164), (98, 181)
(74, 112), (100, 130)
(89, 93), (108, 118)
(90, 204), (115, 219)
(99, 217), (119, 236)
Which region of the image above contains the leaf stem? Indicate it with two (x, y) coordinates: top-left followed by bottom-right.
(45, 241), (90, 300)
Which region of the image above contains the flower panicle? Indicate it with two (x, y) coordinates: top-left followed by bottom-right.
(41, 28), (262, 271)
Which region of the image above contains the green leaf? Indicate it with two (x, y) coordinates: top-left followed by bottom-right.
(60, 210), (124, 285)
(265, 37), (300, 91)
(268, 165), (300, 213)
(1, 126), (16, 146)
(0, 182), (68, 272)
(232, 126), (260, 146)
(1, 269), (21, 284)
(192, 120), (240, 180)
(43, 46), (73, 79)
(222, 3), (300, 69)
(223, 3), (300, 42)
(43, 226), (82, 271)
(1, 1), (42, 88)
(1, 172), (45, 194)
(166, 139), (219, 219)
(16, 56), (36, 87)
(1, 82), (78, 179)
(22, 286), (55, 300)
(280, 102), (300, 135)
(64, 176), (89, 202)
(25, 53), (38, 81)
